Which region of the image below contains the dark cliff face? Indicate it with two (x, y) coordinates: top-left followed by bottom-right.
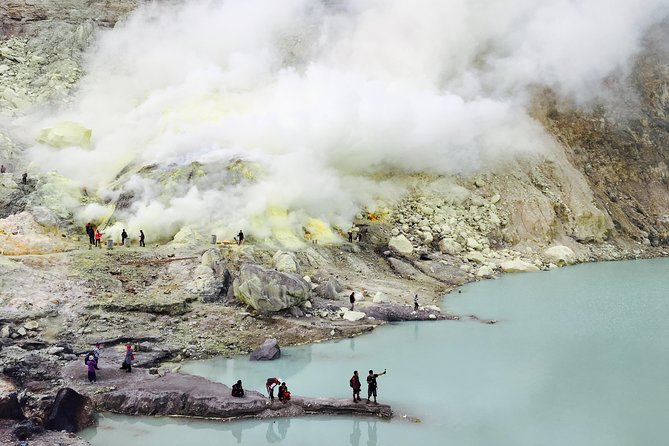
(534, 23), (669, 245)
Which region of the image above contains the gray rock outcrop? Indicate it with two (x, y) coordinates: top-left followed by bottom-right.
(250, 338), (281, 361)
(44, 388), (94, 433)
(272, 250), (301, 274)
(188, 248), (232, 302)
(313, 277), (343, 300)
(234, 264), (310, 313)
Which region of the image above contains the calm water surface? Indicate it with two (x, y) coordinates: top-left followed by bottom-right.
(82, 258), (669, 445)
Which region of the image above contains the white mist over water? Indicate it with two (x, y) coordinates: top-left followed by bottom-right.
(23, 0), (669, 242)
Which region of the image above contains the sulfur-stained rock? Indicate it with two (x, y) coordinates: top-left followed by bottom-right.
(388, 235), (414, 255)
(500, 259), (540, 273)
(234, 264), (310, 313)
(543, 245), (577, 266)
(36, 121), (92, 149)
(272, 250), (300, 274)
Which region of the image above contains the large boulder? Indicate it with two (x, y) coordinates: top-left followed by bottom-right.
(543, 245), (577, 266)
(36, 121), (92, 148)
(250, 338), (281, 361)
(44, 388), (94, 433)
(272, 250), (300, 274)
(438, 238), (462, 255)
(313, 277), (342, 300)
(188, 248), (232, 302)
(234, 264), (310, 313)
(0, 378), (23, 420)
(388, 235), (413, 255)
(500, 259), (540, 273)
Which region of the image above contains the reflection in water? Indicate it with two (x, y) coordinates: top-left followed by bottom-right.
(350, 420), (360, 446)
(277, 419), (289, 439)
(367, 421), (377, 446)
(266, 421), (280, 443)
(231, 422), (242, 443)
(265, 419), (290, 443)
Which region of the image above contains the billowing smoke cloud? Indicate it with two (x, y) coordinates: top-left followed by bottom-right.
(23, 0), (669, 244)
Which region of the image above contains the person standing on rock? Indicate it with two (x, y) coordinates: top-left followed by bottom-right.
(139, 230), (145, 247)
(413, 294), (419, 311)
(366, 369), (386, 403)
(350, 370), (362, 403)
(120, 344), (134, 372)
(350, 292), (356, 310)
(21, 172), (27, 185)
(121, 229), (128, 246)
(86, 356), (97, 383)
(266, 377), (281, 401)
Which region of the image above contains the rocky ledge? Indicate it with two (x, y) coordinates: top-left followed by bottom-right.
(61, 360), (391, 422)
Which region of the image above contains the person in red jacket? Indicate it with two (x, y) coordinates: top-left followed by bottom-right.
(94, 229), (103, 247)
(350, 370), (362, 403)
(266, 377), (281, 402)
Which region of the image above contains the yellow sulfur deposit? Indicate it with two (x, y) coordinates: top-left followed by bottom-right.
(36, 121), (92, 149)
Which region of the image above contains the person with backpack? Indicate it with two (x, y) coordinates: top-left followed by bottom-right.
(350, 370), (362, 403)
(366, 369), (386, 403)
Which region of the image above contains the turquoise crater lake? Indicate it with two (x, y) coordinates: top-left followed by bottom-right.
(82, 258), (669, 446)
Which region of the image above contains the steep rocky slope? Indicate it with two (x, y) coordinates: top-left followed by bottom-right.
(0, 2), (668, 445)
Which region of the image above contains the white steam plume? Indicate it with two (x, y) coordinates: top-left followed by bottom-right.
(22, 0), (669, 244)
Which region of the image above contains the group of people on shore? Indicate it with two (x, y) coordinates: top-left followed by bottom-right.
(230, 370), (387, 405)
(84, 223), (145, 248)
(82, 343), (134, 383)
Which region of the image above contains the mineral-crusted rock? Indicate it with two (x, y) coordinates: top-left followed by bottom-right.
(362, 304), (451, 322)
(234, 264), (310, 313)
(36, 121), (92, 148)
(388, 235), (413, 255)
(45, 388), (95, 433)
(272, 250), (300, 274)
(313, 278), (341, 300)
(438, 238), (462, 255)
(250, 338), (281, 361)
(499, 259), (540, 273)
(475, 265), (494, 278)
(543, 245), (577, 266)
(372, 292), (389, 303)
(466, 251), (485, 263)
(342, 310), (366, 322)
(188, 248), (232, 302)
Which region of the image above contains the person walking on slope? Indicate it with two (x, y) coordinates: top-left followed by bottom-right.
(350, 292), (356, 311)
(120, 344), (134, 372)
(139, 230), (145, 247)
(121, 229), (128, 246)
(366, 369), (386, 403)
(350, 370), (362, 403)
(94, 229), (103, 247)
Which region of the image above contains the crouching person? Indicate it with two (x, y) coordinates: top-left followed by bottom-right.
(232, 380), (244, 397)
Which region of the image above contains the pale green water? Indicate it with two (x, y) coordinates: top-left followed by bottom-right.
(82, 258), (669, 445)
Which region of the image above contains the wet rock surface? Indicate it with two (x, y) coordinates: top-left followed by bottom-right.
(44, 388), (94, 433)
